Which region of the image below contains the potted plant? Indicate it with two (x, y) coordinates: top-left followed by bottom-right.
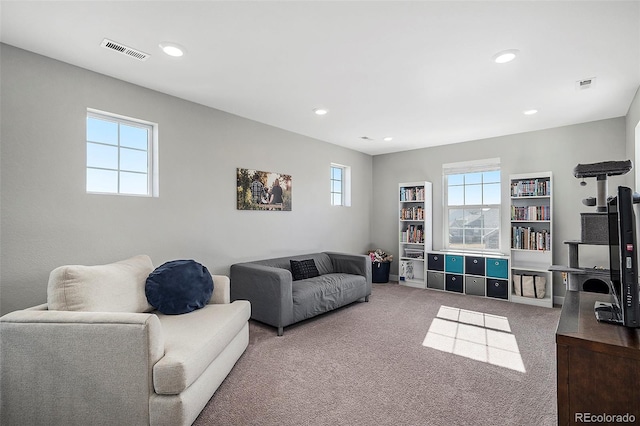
(368, 249), (393, 283)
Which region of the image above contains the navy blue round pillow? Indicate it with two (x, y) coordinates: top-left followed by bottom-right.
(145, 260), (214, 315)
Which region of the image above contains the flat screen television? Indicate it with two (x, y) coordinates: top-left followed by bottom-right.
(595, 185), (640, 327)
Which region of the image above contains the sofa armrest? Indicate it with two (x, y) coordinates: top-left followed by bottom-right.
(0, 309), (164, 425)
(230, 263), (294, 329)
(209, 274), (231, 304)
(325, 252), (372, 291)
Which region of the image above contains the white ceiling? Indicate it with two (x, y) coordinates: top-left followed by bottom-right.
(1, 1), (639, 155)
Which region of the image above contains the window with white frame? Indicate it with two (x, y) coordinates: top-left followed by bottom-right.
(330, 163), (351, 206)
(444, 159), (501, 251)
(86, 109), (157, 196)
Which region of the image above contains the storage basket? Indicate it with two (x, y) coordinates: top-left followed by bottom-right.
(404, 248), (424, 259)
(372, 262), (391, 283)
(513, 274), (546, 299)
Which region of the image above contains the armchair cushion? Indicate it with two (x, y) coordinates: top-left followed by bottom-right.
(152, 300), (251, 394)
(47, 255), (154, 313)
(145, 260), (213, 315)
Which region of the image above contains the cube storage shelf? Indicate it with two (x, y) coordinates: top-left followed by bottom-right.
(426, 252), (510, 300)
(398, 181), (433, 289)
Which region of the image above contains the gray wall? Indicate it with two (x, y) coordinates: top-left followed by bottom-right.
(371, 117), (629, 300)
(2, 43), (639, 314)
(0, 44), (373, 314)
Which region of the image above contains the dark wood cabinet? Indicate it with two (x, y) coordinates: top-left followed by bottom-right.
(556, 291), (640, 425)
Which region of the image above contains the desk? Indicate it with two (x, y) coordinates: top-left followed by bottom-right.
(556, 291), (640, 425)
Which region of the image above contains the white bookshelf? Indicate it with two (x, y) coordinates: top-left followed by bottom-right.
(398, 181), (432, 289)
(510, 172), (554, 308)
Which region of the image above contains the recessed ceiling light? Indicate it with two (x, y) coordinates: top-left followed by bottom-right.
(493, 49), (519, 64)
(523, 109), (538, 115)
(159, 42), (186, 57)
(313, 108), (328, 116)
(383, 137), (393, 142)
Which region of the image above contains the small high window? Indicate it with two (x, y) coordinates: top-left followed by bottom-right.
(330, 163), (351, 206)
(86, 109), (157, 196)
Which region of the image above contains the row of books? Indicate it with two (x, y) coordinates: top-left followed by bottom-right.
(400, 206), (425, 220)
(511, 205), (551, 221)
(511, 179), (551, 197)
(400, 225), (424, 243)
(400, 187), (425, 202)
(511, 226), (551, 251)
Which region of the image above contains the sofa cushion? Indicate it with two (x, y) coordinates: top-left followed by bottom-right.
(153, 300), (251, 395)
(290, 259), (320, 281)
(47, 255), (154, 313)
(145, 260), (213, 315)
(292, 273), (368, 322)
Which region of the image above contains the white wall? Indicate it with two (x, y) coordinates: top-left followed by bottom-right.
(371, 117), (628, 299)
(626, 87), (640, 187)
(0, 44), (373, 314)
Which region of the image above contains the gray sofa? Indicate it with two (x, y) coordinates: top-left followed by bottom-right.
(0, 255), (251, 426)
(230, 252), (371, 335)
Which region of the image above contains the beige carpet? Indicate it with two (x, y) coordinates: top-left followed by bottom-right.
(194, 283), (561, 426)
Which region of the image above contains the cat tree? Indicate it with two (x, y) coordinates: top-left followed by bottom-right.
(550, 160), (632, 293)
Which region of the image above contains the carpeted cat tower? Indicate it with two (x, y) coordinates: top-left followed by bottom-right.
(550, 160), (632, 293)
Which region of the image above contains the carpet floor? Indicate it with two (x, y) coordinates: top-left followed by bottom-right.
(194, 283), (561, 426)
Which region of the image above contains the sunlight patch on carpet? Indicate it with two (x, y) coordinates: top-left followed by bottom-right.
(422, 306), (526, 373)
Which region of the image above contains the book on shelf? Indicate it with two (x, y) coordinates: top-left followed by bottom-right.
(400, 224), (424, 243)
(400, 206), (425, 220)
(400, 187), (425, 202)
(511, 179), (551, 197)
(511, 226), (551, 251)
(511, 205), (550, 221)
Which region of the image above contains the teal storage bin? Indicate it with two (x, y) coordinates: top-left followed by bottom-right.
(445, 255), (464, 274)
(486, 258), (508, 279)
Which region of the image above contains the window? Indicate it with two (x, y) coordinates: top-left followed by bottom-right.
(330, 165), (343, 205)
(444, 159), (501, 251)
(86, 109), (157, 196)
(330, 163), (351, 206)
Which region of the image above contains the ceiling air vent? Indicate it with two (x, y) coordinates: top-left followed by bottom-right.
(100, 38), (150, 61)
(576, 77), (596, 91)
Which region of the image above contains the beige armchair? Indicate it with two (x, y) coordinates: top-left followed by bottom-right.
(0, 255), (250, 426)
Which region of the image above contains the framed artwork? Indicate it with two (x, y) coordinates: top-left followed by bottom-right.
(237, 168), (292, 211)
